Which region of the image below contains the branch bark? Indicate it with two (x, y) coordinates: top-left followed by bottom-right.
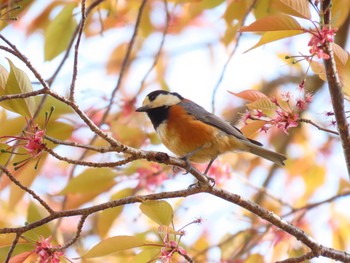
(322, 0), (350, 178)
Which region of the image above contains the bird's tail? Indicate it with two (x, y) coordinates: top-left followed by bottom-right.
(248, 144), (287, 166)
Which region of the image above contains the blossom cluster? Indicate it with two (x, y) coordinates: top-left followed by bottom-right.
(308, 27), (336, 59)
(0, 118), (46, 170)
(244, 92), (313, 134)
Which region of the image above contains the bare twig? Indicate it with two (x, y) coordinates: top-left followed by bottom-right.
(137, 0), (169, 95)
(59, 215), (88, 250)
(207, 187), (350, 262)
(69, 0), (87, 101)
(211, 0), (258, 113)
(275, 251), (316, 263)
(4, 233), (22, 263)
(44, 145), (136, 167)
(47, 0), (105, 85)
(299, 118), (339, 135)
(100, 0), (148, 123)
(283, 191), (350, 217)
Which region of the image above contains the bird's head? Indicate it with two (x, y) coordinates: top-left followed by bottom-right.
(136, 90), (184, 112)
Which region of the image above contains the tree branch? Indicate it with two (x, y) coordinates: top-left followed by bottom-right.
(322, 0), (350, 178)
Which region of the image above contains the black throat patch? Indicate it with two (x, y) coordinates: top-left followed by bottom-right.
(145, 106), (170, 129)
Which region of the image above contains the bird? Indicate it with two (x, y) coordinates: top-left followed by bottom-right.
(136, 90), (286, 175)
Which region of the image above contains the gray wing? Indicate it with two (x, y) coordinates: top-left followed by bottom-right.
(179, 100), (262, 146)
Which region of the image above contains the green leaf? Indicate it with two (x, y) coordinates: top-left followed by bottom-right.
(273, 0), (311, 19)
(59, 168), (117, 195)
(44, 3), (77, 61)
(244, 30), (305, 52)
(240, 15), (302, 32)
(0, 59), (35, 117)
(83, 236), (145, 258)
(140, 200), (173, 226)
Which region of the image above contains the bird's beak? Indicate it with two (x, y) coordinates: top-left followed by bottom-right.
(135, 105), (150, 112)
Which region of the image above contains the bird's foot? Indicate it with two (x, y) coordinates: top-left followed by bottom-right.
(180, 156), (194, 174)
(188, 176), (215, 189)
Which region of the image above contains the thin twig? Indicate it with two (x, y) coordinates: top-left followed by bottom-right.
(59, 215), (88, 250)
(47, 0), (104, 85)
(69, 0), (87, 101)
(283, 191), (350, 217)
(137, 0), (169, 96)
(211, 0), (258, 113)
(275, 251), (316, 263)
(4, 232), (22, 263)
(299, 118), (339, 135)
(44, 135), (118, 152)
(100, 0), (148, 124)
(44, 145), (136, 167)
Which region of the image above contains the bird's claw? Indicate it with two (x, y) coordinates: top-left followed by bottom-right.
(188, 176), (215, 189)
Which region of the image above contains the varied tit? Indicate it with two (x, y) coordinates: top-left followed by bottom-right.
(136, 90), (286, 175)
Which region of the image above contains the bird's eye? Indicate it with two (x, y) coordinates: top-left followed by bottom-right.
(149, 94), (156, 101)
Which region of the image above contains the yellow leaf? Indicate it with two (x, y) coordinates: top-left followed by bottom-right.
(132, 247), (161, 263)
(140, 200), (173, 226)
(44, 3), (77, 61)
(59, 168), (117, 195)
(253, 0), (276, 20)
(83, 236), (145, 258)
(273, 0), (311, 19)
(97, 188), (134, 238)
(9, 154), (46, 206)
(332, 0), (350, 28)
(223, 0), (249, 25)
(244, 30), (305, 52)
(304, 165), (325, 197)
(240, 14), (302, 32)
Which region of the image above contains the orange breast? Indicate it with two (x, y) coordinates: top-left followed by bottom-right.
(157, 105), (222, 162)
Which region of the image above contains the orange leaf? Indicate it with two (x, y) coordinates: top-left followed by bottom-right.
(273, 0), (311, 19)
(240, 15), (302, 32)
(9, 251), (34, 263)
(228, 89), (267, 102)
